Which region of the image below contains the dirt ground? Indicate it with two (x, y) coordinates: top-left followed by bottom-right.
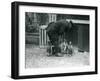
(25, 44), (89, 68)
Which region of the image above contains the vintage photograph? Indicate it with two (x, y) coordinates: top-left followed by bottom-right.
(25, 12), (90, 68)
(11, 2), (97, 79)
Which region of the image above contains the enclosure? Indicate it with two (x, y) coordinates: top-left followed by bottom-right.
(25, 12), (90, 68)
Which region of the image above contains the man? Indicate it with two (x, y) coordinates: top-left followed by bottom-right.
(60, 39), (68, 54)
(68, 41), (73, 56)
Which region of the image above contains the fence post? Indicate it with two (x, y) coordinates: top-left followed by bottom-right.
(39, 25), (48, 48)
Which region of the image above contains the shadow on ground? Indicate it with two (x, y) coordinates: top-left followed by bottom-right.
(25, 44), (89, 68)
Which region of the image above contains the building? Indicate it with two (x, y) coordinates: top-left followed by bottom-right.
(25, 13), (89, 52)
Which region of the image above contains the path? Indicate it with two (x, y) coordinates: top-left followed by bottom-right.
(25, 44), (89, 68)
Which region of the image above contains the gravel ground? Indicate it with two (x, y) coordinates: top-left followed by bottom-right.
(25, 44), (89, 68)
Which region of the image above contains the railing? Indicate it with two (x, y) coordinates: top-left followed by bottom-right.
(25, 33), (39, 45)
(26, 19), (89, 47)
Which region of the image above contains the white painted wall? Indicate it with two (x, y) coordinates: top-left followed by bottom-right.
(0, 0), (99, 81)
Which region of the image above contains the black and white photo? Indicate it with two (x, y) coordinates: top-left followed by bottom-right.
(11, 1), (98, 79)
(25, 12), (90, 68)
